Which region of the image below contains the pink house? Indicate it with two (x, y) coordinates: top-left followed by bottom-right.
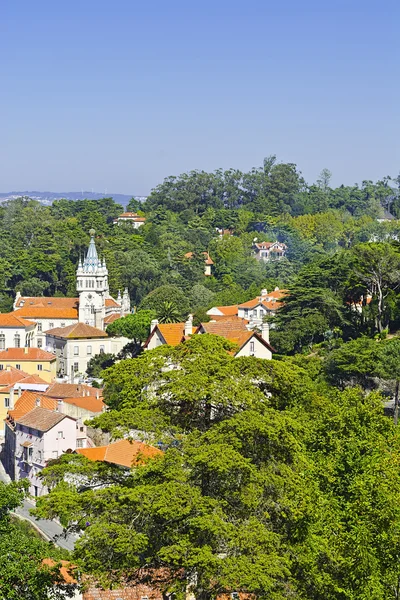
(14, 407), (77, 497)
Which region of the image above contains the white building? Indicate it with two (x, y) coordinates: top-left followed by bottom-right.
(237, 288), (286, 327)
(0, 313), (37, 350)
(13, 407), (78, 497)
(253, 241), (287, 261)
(113, 212), (146, 227)
(44, 322), (128, 382)
(13, 229), (130, 346)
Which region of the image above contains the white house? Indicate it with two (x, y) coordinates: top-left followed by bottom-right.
(237, 288), (286, 327)
(253, 241), (287, 261)
(196, 320), (273, 359)
(113, 212), (146, 227)
(44, 322), (128, 382)
(0, 313), (37, 350)
(13, 407), (78, 497)
(13, 229), (130, 346)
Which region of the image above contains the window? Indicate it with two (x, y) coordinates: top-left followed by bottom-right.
(49, 323), (54, 329)
(0, 334), (5, 350)
(231, 594), (239, 600)
(14, 334), (20, 348)
(87, 345), (92, 356)
(76, 438), (84, 448)
(52, 451), (58, 459)
(61, 323), (65, 328)
(37, 339), (42, 348)
(37, 322), (42, 332)
(37, 364), (42, 371)
(99, 345), (105, 354)
(250, 341), (255, 354)
(4, 398), (9, 408)
(16, 364), (21, 370)
(38, 450), (42, 462)
(57, 431), (63, 439)
(73, 362), (79, 372)
(74, 346), (79, 356)
(0, 365), (3, 371)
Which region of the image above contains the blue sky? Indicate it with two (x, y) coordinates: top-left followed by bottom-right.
(1, 0), (399, 195)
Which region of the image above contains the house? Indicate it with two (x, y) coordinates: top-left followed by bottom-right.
(0, 368), (48, 435)
(0, 312), (37, 350)
(44, 322), (128, 382)
(43, 382), (102, 399)
(216, 227), (235, 238)
(76, 438), (162, 469)
(206, 305), (239, 320)
(113, 212), (146, 227)
(184, 251), (214, 276)
(237, 288), (286, 327)
(253, 241), (287, 261)
(11, 407), (78, 496)
(13, 229), (130, 346)
(144, 318), (195, 350)
(0, 347), (57, 382)
(196, 320), (273, 359)
(377, 208), (396, 223)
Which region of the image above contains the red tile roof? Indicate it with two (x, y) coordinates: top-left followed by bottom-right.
(8, 391), (58, 421)
(0, 313), (36, 328)
(104, 313), (122, 325)
(14, 297), (79, 319)
(0, 366), (41, 387)
(0, 348), (56, 361)
(15, 406), (69, 431)
(77, 439), (162, 468)
(208, 305), (239, 317)
(44, 383), (102, 399)
(105, 298), (121, 308)
(45, 323), (108, 339)
(184, 251), (214, 265)
(61, 395), (105, 413)
(145, 322), (195, 348)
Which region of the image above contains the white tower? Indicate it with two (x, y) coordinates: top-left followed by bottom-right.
(76, 229), (109, 328)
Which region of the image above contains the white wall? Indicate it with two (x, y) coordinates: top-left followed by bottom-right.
(236, 335), (272, 360)
(0, 324), (36, 349)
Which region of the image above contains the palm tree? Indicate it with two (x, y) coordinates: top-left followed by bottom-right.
(157, 301), (182, 324)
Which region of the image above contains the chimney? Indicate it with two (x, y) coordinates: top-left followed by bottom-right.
(35, 397), (40, 407)
(24, 346), (29, 354)
(150, 319), (159, 333)
(17, 386), (22, 399)
(56, 399), (63, 413)
(261, 288), (268, 299)
(261, 322), (270, 343)
(185, 314), (193, 337)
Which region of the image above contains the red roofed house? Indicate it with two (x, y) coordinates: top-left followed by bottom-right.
(144, 317), (195, 350)
(0, 312), (37, 351)
(13, 229), (130, 347)
(206, 305), (239, 319)
(253, 240), (287, 262)
(0, 366), (48, 435)
(237, 288), (286, 327)
(195, 319), (273, 359)
(0, 347), (57, 382)
(113, 212), (146, 227)
(76, 438), (162, 469)
(184, 251), (214, 276)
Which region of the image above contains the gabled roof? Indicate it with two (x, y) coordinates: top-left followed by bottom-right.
(115, 212), (146, 221)
(184, 251), (214, 265)
(15, 407), (70, 431)
(43, 382), (102, 399)
(238, 289), (286, 310)
(200, 318), (249, 336)
(0, 366), (43, 388)
(0, 348), (56, 361)
(207, 305), (238, 317)
(8, 391), (58, 421)
(196, 327), (274, 355)
(0, 313), (36, 328)
(61, 395), (105, 413)
(253, 241), (287, 250)
(105, 298), (121, 308)
(144, 322), (195, 348)
(104, 313), (122, 325)
(45, 323), (108, 339)
(76, 439), (162, 468)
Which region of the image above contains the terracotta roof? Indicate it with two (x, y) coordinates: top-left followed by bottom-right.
(8, 391), (58, 421)
(254, 241), (287, 250)
(105, 298), (121, 308)
(15, 407), (70, 431)
(238, 290), (286, 310)
(14, 297), (79, 320)
(145, 322), (195, 347)
(61, 395), (105, 413)
(0, 373), (48, 393)
(15, 307), (79, 319)
(0, 313), (36, 328)
(184, 251), (214, 265)
(77, 439), (162, 468)
(42, 559), (77, 585)
(207, 305), (239, 317)
(115, 212), (146, 221)
(45, 323), (108, 339)
(0, 348), (56, 361)
(44, 383), (102, 399)
(200, 318), (249, 337)
(104, 313), (122, 325)
(0, 366), (39, 387)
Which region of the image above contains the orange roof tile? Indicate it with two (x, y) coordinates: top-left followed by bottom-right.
(211, 305), (239, 317)
(105, 298), (121, 308)
(42, 559), (77, 585)
(0, 366), (37, 387)
(200, 318), (249, 336)
(0, 313), (36, 328)
(9, 394), (58, 422)
(15, 297), (79, 309)
(61, 396), (105, 413)
(0, 348), (56, 362)
(46, 323), (108, 339)
(155, 323), (194, 346)
(104, 313), (122, 324)
(44, 383), (102, 399)
(184, 251), (214, 265)
(0, 374), (48, 393)
(77, 439), (162, 468)
(15, 307), (79, 319)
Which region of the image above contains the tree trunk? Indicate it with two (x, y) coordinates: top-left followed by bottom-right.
(394, 380), (399, 426)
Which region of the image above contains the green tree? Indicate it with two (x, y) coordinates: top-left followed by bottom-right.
(86, 353), (116, 378)
(377, 338), (400, 424)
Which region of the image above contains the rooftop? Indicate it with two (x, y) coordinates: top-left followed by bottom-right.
(8, 391), (58, 421)
(77, 439), (162, 468)
(0, 366), (46, 388)
(46, 322), (108, 339)
(0, 348), (56, 361)
(43, 382), (102, 399)
(145, 322), (195, 348)
(0, 313), (36, 328)
(16, 407), (70, 431)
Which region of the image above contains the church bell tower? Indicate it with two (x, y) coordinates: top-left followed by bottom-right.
(76, 229), (108, 328)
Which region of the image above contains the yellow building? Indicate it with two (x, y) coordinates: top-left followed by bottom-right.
(0, 348), (56, 383)
(0, 365), (48, 434)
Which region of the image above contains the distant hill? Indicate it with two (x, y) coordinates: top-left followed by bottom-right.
(0, 191), (147, 207)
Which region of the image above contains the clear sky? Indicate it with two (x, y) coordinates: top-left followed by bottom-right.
(1, 0), (399, 195)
